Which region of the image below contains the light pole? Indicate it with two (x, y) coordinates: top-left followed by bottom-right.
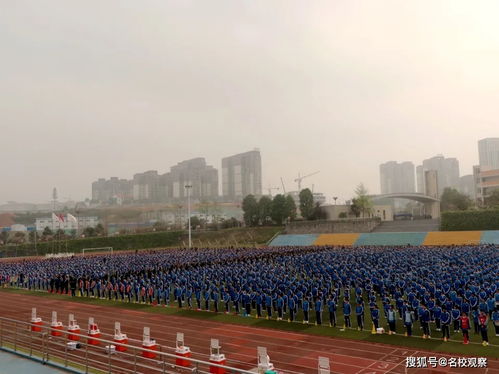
(185, 184), (192, 249)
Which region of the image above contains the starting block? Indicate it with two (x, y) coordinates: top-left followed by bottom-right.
(318, 357), (330, 374)
(50, 311), (63, 336)
(175, 332), (191, 367)
(30, 308), (43, 332)
(67, 314), (80, 341)
(209, 339), (226, 374)
(87, 317), (101, 346)
(142, 327), (157, 359)
(257, 347), (275, 374)
(113, 322), (128, 352)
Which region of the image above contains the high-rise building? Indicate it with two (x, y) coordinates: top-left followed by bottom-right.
(132, 170), (160, 202)
(416, 155), (460, 197)
(92, 177), (132, 203)
(379, 161), (415, 194)
(165, 158), (218, 201)
(478, 138), (499, 170)
(222, 150), (262, 201)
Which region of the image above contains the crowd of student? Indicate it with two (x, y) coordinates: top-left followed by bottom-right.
(1, 245), (498, 346)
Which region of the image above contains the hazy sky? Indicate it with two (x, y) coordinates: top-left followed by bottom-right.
(2, 0), (499, 204)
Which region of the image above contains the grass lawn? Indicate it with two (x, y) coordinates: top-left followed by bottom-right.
(1, 288), (498, 359)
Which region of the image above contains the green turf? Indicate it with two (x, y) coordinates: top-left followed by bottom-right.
(1, 288), (498, 359)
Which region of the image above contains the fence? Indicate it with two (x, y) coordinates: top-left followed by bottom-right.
(0, 316), (258, 374)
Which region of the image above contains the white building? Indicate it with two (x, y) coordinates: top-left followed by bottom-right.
(478, 138), (499, 170)
(35, 215), (99, 232)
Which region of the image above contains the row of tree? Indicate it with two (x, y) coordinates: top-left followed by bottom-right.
(242, 188), (327, 227)
(440, 187), (499, 212)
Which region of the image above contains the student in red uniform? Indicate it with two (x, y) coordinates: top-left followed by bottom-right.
(478, 311), (489, 346)
(460, 312), (471, 344)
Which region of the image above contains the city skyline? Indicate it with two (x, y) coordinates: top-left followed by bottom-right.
(2, 2), (499, 204)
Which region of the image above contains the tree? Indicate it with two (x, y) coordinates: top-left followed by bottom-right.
(350, 198), (361, 217)
(271, 194), (288, 225)
(42, 226), (53, 237)
(187, 216), (201, 230)
(440, 187), (471, 211)
(242, 195), (259, 226)
(338, 212), (348, 219)
(299, 188), (314, 220)
(258, 196), (273, 225)
(95, 223), (105, 236)
(484, 188), (499, 208)
(285, 195), (297, 221)
(82, 227), (96, 237)
(0, 231), (8, 245)
(352, 183), (373, 217)
(311, 202), (327, 220)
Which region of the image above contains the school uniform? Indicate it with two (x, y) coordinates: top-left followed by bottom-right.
(355, 305), (364, 330)
(440, 310), (451, 340)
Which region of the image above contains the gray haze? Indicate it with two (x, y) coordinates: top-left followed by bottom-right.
(2, 0), (499, 204)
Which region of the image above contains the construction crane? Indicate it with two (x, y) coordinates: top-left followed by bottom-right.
(280, 177), (287, 194)
(266, 185), (280, 196)
(294, 171), (320, 192)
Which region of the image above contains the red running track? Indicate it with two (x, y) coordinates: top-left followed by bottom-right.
(1, 292), (497, 374)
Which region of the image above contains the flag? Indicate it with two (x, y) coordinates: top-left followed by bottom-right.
(67, 213), (78, 223)
(57, 214), (65, 222)
(52, 212), (62, 223)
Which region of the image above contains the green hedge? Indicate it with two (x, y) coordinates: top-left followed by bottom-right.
(0, 231), (183, 258)
(440, 209), (499, 231)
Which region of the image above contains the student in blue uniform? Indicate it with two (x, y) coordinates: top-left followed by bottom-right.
(371, 304), (380, 331)
(440, 308), (451, 342)
(355, 303), (364, 331)
(303, 298), (310, 324)
(451, 306), (461, 333)
(472, 309), (480, 334)
(420, 304), (431, 339)
(387, 305), (397, 335)
(315, 297), (323, 326)
(288, 295), (296, 322)
(403, 307), (414, 337)
(343, 299), (352, 328)
(265, 293), (272, 319)
(327, 295), (337, 327)
(277, 294), (284, 321)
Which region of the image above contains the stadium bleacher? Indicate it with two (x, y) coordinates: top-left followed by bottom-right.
(269, 230), (499, 247)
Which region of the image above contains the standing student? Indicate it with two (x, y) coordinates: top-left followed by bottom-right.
(478, 311), (489, 346)
(303, 298), (310, 324)
(343, 299), (352, 328)
(460, 312), (471, 345)
(265, 293), (273, 319)
(421, 305), (431, 339)
(256, 292), (263, 318)
(355, 303), (364, 331)
(277, 294), (284, 321)
(327, 296), (337, 327)
(440, 309), (451, 342)
(288, 295), (296, 322)
(387, 305), (397, 335)
(472, 309), (480, 334)
(433, 304), (442, 332)
(403, 307), (414, 337)
(371, 304), (380, 331)
(451, 306), (461, 333)
(315, 298), (323, 326)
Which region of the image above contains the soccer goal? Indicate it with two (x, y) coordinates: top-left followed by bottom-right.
(82, 247), (113, 256)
